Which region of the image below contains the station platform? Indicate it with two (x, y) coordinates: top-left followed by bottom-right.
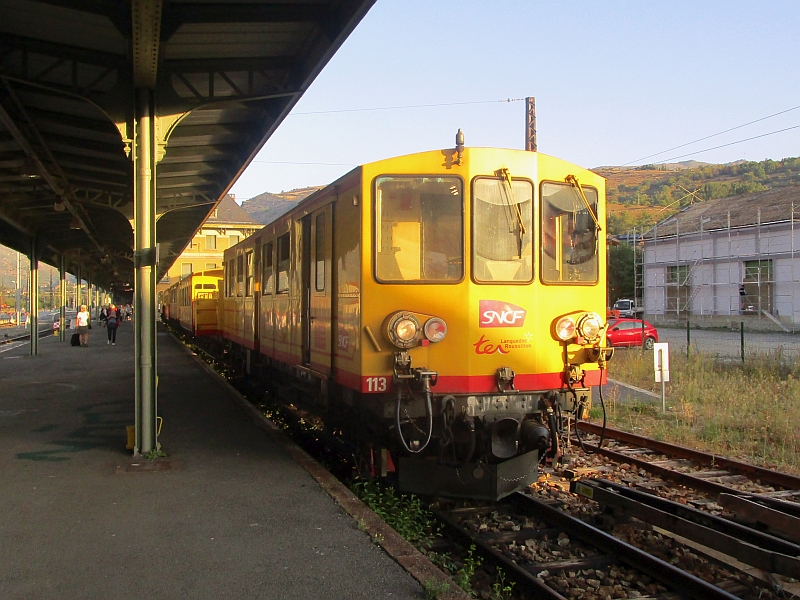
(0, 323), (425, 599)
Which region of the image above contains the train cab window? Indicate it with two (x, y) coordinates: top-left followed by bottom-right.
(194, 284), (203, 289)
(245, 250), (254, 296)
(374, 176), (463, 282)
(277, 233), (290, 293)
(472, 176), (533, 283)
(227, 259), (235, 296)
(315, 214), (325, 291)
(262, 241), (274, 295)
(236, 254), (244, 296)
(541, 181), (599, 283)
(203, 284), (216, 290)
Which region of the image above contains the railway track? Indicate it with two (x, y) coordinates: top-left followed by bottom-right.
(199, 341), (800, 598)
(0, 326), (54, 346)
(575, 421), (800, 497)
(434, 491), (770, 599)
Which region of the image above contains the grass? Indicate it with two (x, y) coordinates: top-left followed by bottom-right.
(602, 348), (800, 474)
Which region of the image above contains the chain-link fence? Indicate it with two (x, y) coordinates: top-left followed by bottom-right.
(656, 325), (800, 361)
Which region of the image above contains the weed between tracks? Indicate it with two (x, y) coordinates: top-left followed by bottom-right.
(603, 349), (800, 474)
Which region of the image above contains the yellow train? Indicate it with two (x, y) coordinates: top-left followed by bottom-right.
(163, 269), (224, 337)
(211, 136), (611, 499)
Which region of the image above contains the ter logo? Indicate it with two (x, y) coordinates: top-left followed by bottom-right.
(479, 300), (527, 328)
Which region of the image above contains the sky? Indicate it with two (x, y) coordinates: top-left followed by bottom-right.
(229, 0), (800, 201)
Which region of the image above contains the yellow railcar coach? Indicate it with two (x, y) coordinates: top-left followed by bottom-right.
(220, 134), (612, 499)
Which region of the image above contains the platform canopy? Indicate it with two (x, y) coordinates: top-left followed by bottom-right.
(0, 0), (375, 288)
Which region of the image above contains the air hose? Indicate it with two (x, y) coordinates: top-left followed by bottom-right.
(395, 386), (433, 454)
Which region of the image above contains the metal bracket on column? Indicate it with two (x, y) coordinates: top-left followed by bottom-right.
(154, 113), (187, 163)
(134, 247), (158, 268)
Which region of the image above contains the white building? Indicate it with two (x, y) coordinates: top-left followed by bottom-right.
(642, 186), (800, 331)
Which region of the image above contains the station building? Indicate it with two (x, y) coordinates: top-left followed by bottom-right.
(156, 195), (262, 294)
(642, 185), (800, 331)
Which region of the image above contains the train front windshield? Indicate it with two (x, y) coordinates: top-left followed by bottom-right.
(374, 176), (464, 282)
(541, 182), (599, 283)
(472, 177), (533, 282)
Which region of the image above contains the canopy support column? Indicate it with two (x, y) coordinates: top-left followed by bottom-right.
(29, 240), (38, 355)
(59, 256), (66, 341)
(134, 87), (158, 455)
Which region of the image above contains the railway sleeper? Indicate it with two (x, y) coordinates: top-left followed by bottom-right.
(571, 478), (800, 579)
(437, 493), (741, 600)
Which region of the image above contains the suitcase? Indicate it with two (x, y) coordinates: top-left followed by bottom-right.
(71, 333), (81, 347)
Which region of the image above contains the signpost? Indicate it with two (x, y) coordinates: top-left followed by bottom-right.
(653, 342), (670, 412)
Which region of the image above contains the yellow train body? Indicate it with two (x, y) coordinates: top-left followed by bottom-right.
(216, 144), (610, 498)
(165, 270), (223, 336)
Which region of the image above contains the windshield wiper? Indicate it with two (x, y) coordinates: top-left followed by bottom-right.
(565, 174), (601, 232)
(497, 167), (527, 234)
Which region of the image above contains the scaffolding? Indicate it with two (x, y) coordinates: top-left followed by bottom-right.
(643, 201), (799, 332)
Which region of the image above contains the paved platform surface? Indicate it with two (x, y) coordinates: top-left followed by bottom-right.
(0, 323), (421, 599)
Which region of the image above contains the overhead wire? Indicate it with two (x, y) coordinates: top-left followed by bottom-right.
(623, 103), (800, 166)
(653, 123), (800, 164)
(246, 97), (525, 168)
(289, 97), (525, 115)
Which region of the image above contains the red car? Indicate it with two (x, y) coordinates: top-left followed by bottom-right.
(606, 318), (658, 350)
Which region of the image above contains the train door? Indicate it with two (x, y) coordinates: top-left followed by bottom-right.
(309, 205), (333, 373)
(300, 216), (312, 365)
(252, 241), (260, 353)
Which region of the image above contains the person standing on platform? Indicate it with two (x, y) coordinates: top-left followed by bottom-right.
(76, 304), (90, 347)
(106, 304), (119, 345)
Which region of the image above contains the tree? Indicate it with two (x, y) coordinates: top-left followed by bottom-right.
(607, 242), (636, 305)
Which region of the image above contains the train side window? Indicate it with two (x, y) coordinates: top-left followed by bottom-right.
(262, 241), (274, 295)
(472, 177), (533, 283)
(245, 250), (254, 296)
(541, 181), (599, 284)
(277, 233), (290, 293)
(236, 254), (244, 296)
(227, 259), (235, 297)
(374, 176), (463, 282)
(315, 214), (325, 291)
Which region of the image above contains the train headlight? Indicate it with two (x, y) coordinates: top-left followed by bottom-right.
(577, 312), (603, 342)
(555, 316), (576, 341)
(386, 312), (421, 348)
(423, 317), (447, 343)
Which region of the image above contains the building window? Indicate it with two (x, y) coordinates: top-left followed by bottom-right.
(666, 265), (690, 315)
(742, 259), (773, 313)
(181, 263), (192, 277)
(212, 209), (218, 218)
(229, 235), (240, 247)
(205, 235), (217, 250)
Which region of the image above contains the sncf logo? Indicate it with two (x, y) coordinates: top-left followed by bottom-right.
(479, 300), (527, 328)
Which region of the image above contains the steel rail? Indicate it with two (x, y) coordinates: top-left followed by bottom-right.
(577, 421), (800, 490)
(435, 493), (740, 600)
(571, 478), (800, 579)
(508, 493), (741, 600)
(0, 325), (53, 345)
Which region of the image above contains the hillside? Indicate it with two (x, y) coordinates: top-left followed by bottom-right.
(240, 186), (322, 224)
(594, 156), (800, 235)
